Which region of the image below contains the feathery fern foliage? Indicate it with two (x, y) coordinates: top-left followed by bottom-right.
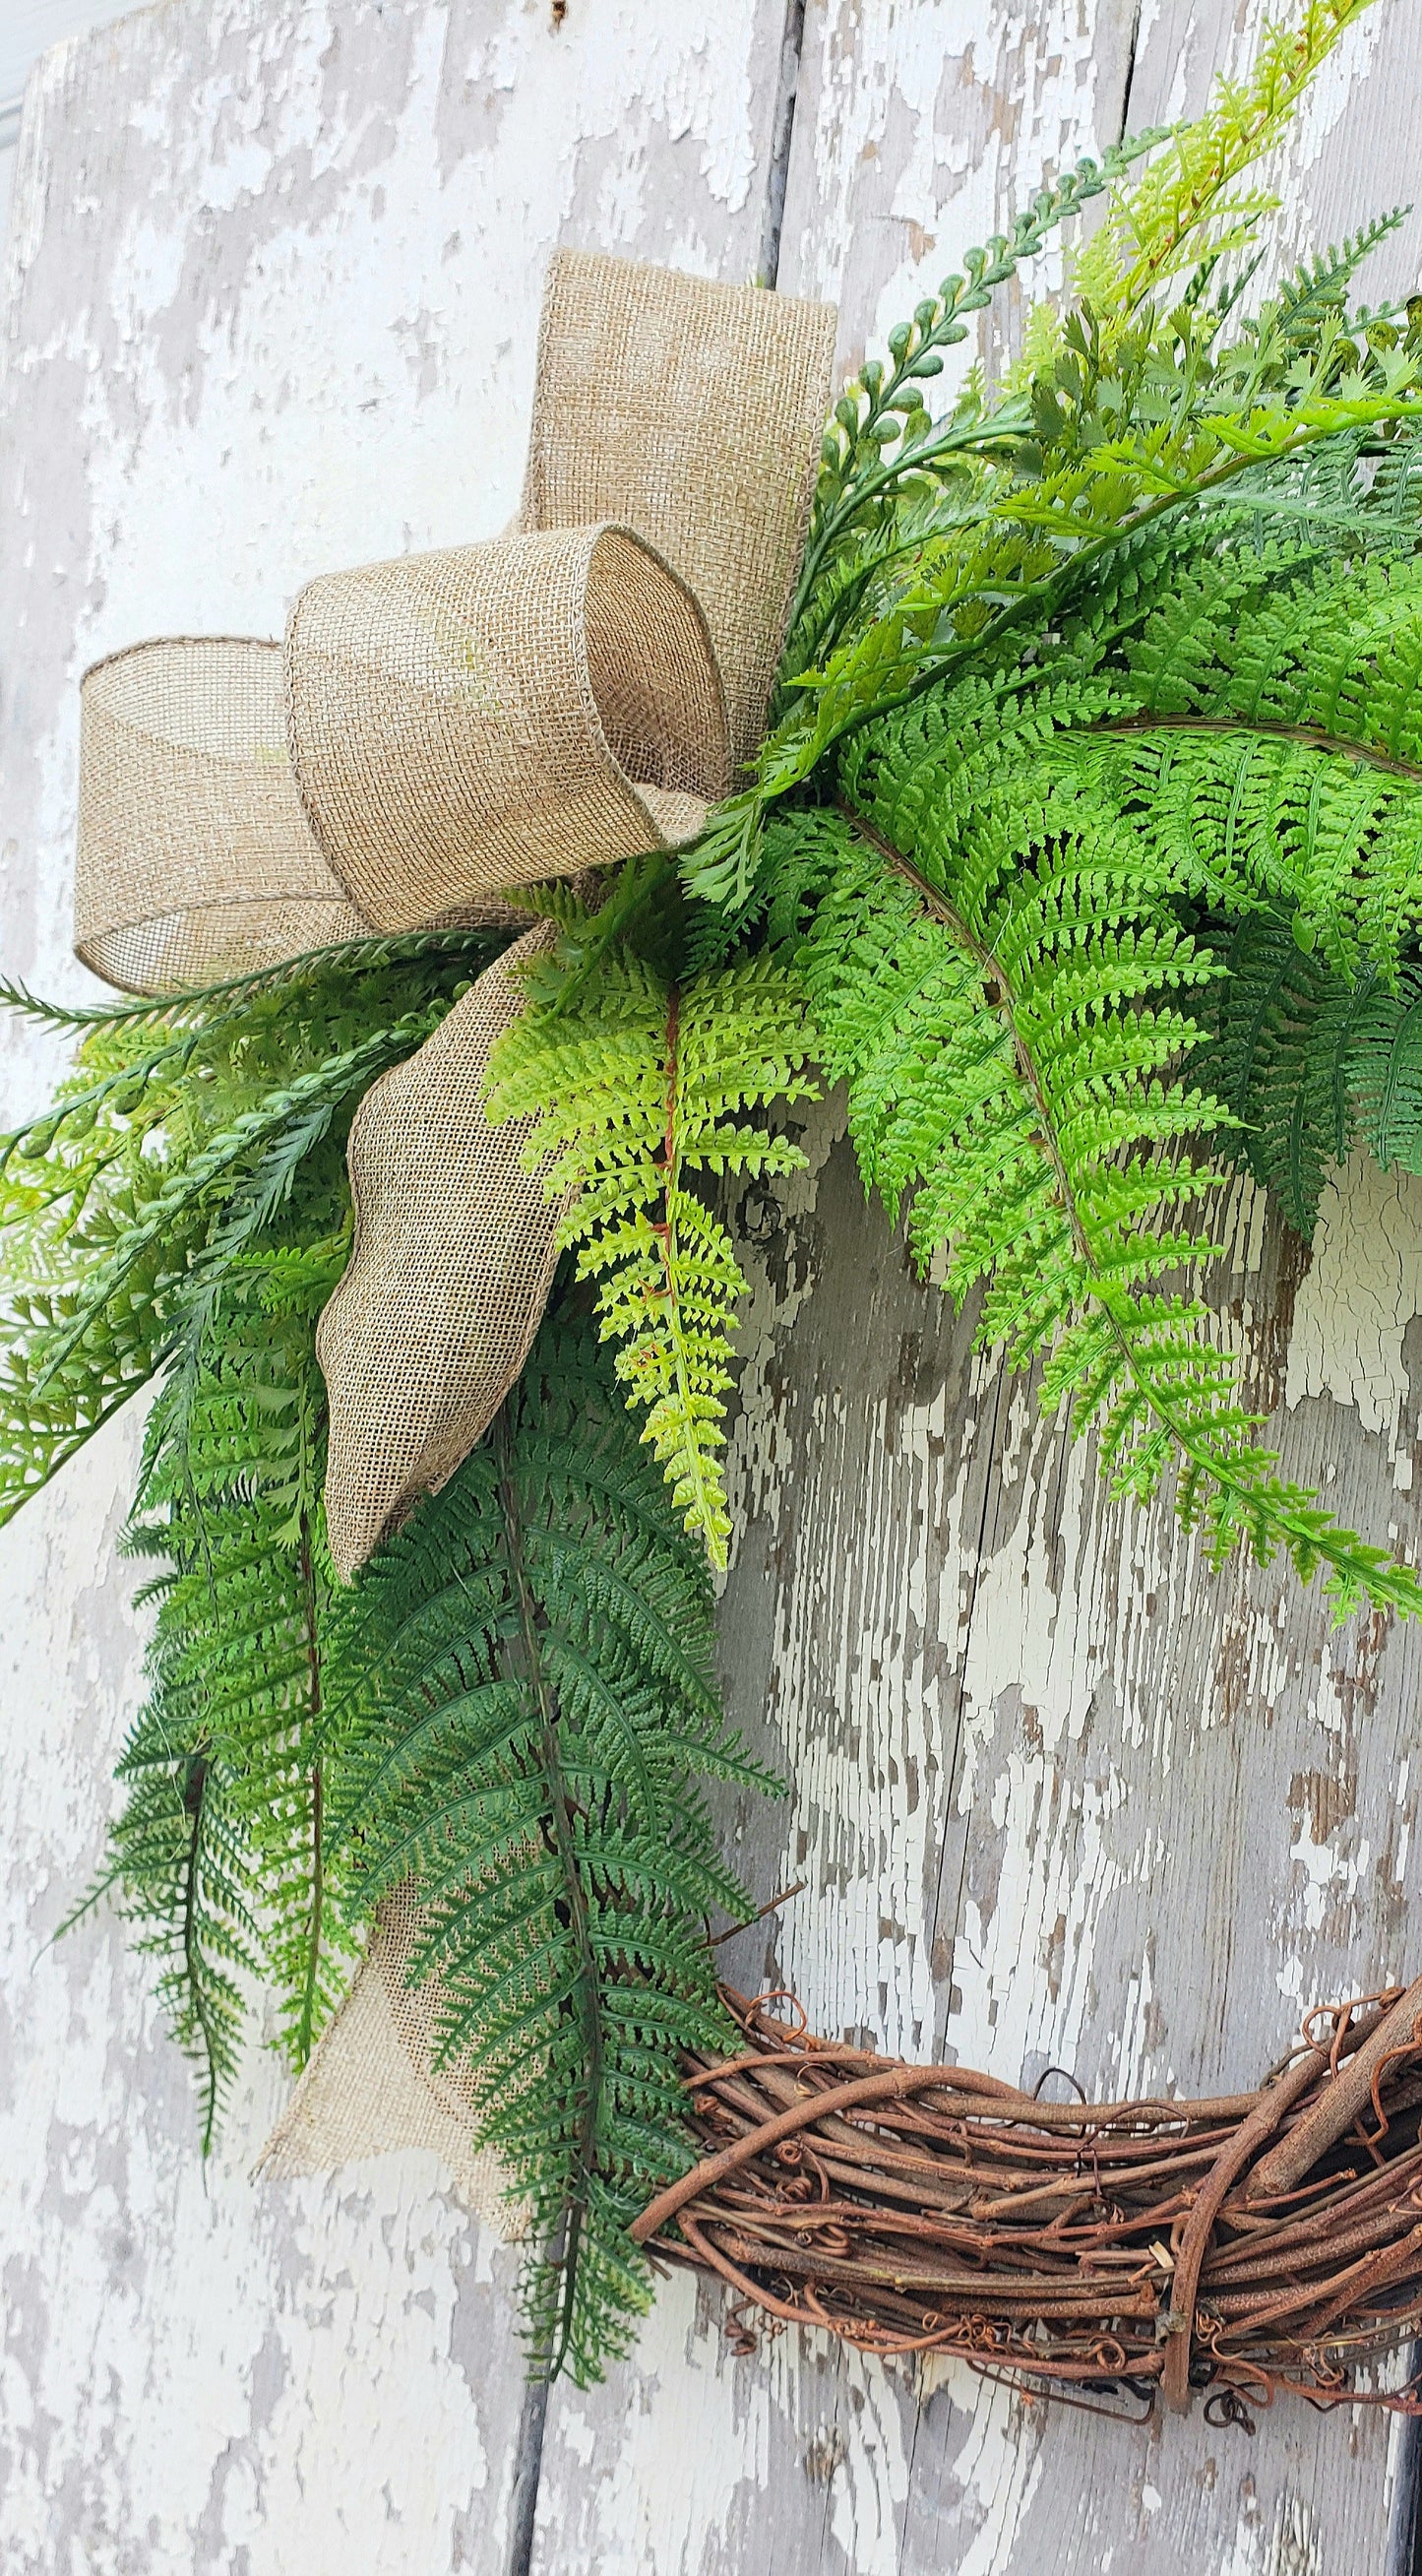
(87, 1238), (352, 2145)
(0, 932), (494, 1524)
(487, 895), (818, 1565)
(329, 1299), (773, 2379)
(37, 934), (499, 2136)
(667, 0), (1422, 1618)
(690, 3), (1422, 915)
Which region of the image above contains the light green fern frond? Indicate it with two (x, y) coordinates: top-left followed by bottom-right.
(487, 937), (818, 1565)
(1073, 2), (1378, 316)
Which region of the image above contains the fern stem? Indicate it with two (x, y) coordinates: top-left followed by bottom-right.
(179, 1744), (223, 2157)
(788, 401), (1034, 646)
(836, 800), (1420, 1600)
(1097, 712), (1422, 786)
(295, 1507), (326, 2073)
(494, 1407), (603, 2382)
(645, 986), (723, 1558)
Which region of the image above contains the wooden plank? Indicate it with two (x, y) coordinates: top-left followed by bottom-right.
(528, 11), (1142, 2570)
(532, 2), (1422, 2570)
(0, 4), (786, 2567)
(778, 0), (1141, 385)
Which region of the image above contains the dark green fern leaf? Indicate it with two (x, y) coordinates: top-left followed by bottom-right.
(1194, 909), (1375, 1233)
(89, 1696), (258, 2154)
(1349, 970), (1422, 1173)
(329, 1299), (777, 2383)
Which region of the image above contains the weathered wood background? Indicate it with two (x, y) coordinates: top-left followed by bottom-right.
(3, 3), (1422, 2569)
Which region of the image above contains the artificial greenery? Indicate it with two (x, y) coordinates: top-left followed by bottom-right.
(37, 934), (496, 2134)
(329, 1300), (773, 2379)
(498, 0), (1422, 1615)
(488, 896), (817, 1565)
(6, 0), (1422, 2382)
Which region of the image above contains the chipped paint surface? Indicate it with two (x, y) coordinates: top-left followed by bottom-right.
(0, 5), (784, 2568)
(1287, 1152), (1422, 1472)
(5, 2), (1422, 2570)
(533, 3), (1422, 2568)
(777, 0), (1139, 383)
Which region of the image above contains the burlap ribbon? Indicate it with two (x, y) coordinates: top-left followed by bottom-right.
(74, 250), (836, 2220)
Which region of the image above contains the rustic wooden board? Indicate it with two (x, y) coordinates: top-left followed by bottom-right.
(0, 4), (787, 2569)
(530, 2), (1422, 2570)
(8, 3), (1422, 2570)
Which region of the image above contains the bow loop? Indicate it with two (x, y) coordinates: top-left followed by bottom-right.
(69, 249), (836, 1579)
(75, 636), (369, 994)
(284, 522), (728, 936)
(526, 249), (838, 770)
(74, 254), (835, 994)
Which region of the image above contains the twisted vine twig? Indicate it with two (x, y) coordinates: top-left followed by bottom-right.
(633, 1983), (1422, 2422)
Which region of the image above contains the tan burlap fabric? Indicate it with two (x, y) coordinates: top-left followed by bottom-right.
(75, 639), (370, 993)
(74, 257), (835, 997)
(284, 523), (728, 932)
(526, 250), (838, 770)
(256, 1890), (526, 2240)
(317, 918), (565, 1581)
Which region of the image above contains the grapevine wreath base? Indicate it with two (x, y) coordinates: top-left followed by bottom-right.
(631, 1979), (1422, 2423)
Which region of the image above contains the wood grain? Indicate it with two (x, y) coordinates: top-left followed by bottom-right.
(6, 2), (1422, 2570)
(0, 5), (788, 2570)
(532, 1), (1422, 2569)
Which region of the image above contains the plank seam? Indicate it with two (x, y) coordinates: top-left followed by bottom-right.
(758, 0), (807, 288)
(515, 13), (810, 2561)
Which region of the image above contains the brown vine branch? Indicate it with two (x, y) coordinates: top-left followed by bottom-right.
(638, 1984), (1422, 2417)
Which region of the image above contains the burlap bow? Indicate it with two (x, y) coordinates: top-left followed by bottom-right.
(78, 251), (835, 1579)
(75, 249), (836, 2208)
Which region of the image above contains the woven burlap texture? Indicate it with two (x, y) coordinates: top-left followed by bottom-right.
(317, 919), (565, 1581)
(73, 258), (835, 996)
(526, 250), (838, 771)
(285, 522), (728, 932)
(75, 639), (371, 994)
(317, 255), (835, 1578)
(256, 1890), (526, 2240)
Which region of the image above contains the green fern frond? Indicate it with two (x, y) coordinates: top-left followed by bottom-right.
(1073, 2), (1379, 316)
(1193, 909), (1375, 1232)
(330, 1303), (776, 2382)
(88, 1705), (258, 2154)
(0, 938), (498, 1524)
(487, 937), (818, 1565)
(798, 777), (1422, 1618)
(1348, 969), (1422, 1171)
(781, 129), (1171, 687)
(685, 1), (1422, 915)
(113, 1249), (356, 2088)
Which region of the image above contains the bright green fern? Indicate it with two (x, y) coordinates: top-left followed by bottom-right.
(487, 904), (818, 1565)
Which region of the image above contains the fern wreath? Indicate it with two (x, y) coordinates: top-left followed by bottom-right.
(12, 0), (1422, 2397)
